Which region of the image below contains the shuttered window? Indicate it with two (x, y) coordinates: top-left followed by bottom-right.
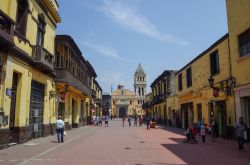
(210, 50), (220, 75)
(239, 28), (250, 57)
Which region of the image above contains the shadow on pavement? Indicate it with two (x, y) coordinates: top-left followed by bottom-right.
(161, 137), (250, 165)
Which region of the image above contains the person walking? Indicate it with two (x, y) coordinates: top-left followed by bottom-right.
(235, 117), (247, 151)
(211, 117), (218, 142)
(200, 124), (206, 143)
(105, 115), (109, 127)
(139, 116), (143, 127)
(122, 116), (125, 126)
(128, 116), (131, 127)
(56, 116), (65, 143)
(146, 116), (151, 130)
(134, 116), (138, 127)
(99, 116), (102, 127)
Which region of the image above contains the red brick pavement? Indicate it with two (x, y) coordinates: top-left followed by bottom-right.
(0, 119), (249, 165)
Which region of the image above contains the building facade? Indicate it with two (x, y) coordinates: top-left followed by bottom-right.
(0, 0), (60, 148)
(102, 93), (111, 116)
(112, 64), (146, 118)
(226, 0), (250, 139)
(54, 35), (98, 129)
(150, 70), (176, 123)
(176, 34), (236, 138)
(91, 79), (102, 117)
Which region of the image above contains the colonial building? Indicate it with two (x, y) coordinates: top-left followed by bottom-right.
(91, 79), (102, 117)
(175, 34), (236, 138)
(150, 70), (176, 124)
(102, 92), (111, 116)
(54, 35), (97, 129)
(0, 0), (60, 148)
(226, 0), (250, 139)
(111, 64), (146, 117)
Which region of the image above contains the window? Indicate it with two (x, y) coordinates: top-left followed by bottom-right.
(178, 73), (183, 91)
(239, 28), (250, 57)
(142, 87), (144, 96)
(186, 67), (192, 87)
(16, 0), (29, 36)
(210, 50), (220, 75)
(36, 14), (46, 46)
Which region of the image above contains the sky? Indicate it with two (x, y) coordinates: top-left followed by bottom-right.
(56, 0), (228, 94)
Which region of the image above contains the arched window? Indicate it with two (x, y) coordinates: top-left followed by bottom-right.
(142, 87), (144, 96)
(16, 0), (29, 36)
(138, 87), (141, 95)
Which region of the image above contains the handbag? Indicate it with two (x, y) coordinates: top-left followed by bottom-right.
(244, 131), (247, 140)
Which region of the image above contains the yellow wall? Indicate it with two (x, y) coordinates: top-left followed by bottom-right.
(0, 0), (57, 57)
(226, 0), (250, 86)
(175, 36), (235, 126)
(1, 54), (55, 129)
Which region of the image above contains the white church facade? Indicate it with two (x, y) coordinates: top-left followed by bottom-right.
(111, 64), (147, 118)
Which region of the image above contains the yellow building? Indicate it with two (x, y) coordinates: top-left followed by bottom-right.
(54, 35), (97, 129)
(91, 79), (103, 117)
(142, 92), (153, 116)
(0, 0), (60, 147)
(150, 70), (176, 124)
(226, 0), (250, 132)
(111, 85), (144, 117)
(176, 34), (236, 137)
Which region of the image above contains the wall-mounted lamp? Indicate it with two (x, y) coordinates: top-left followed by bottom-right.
(208, 76), (236, 96)
(65, 82), (69, 92)
(49, 90), (56, 99)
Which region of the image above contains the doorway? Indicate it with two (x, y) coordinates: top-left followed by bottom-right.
(216, 101), (227, 136)
(9, 72), (19, 143)
(58, 102), (65, 120)
(119, 107), (126, 118)
(72, 99), (75, 127)
(29, 80), (45, 139)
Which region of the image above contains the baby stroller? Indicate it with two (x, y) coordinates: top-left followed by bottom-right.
(183, 127), (198, 144)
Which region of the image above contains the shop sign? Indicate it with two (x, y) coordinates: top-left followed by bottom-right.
(6, 88), (11, 97)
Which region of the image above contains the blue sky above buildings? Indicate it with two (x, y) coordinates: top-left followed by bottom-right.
(57, 0), (228, 93)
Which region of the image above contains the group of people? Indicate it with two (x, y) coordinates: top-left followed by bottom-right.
(122, 115), (144, 127)
(184, 116), (248, 152)
(92, 115), (110, 127)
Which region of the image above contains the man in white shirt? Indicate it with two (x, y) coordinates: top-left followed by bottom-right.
(56, 116), (65, 143)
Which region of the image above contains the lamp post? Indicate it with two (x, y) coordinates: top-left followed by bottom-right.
(208, 76), (236, 97)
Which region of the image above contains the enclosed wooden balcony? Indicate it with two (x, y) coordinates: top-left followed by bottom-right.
(32, 45), (55, 74)
(0, 10), (14, 47)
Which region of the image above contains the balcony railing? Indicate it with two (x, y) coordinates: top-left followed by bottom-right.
(92, 89), (96, 98)
(0, 10), (14, 46)
(32, 45), (54, 73)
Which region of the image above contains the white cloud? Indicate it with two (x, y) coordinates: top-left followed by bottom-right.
(97, 71), (131, 92)
(100, 0), (188, 45)
(73, 0), (188, 45)
(82, 41), (120, 59)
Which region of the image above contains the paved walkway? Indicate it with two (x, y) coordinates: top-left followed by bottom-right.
(0, 119), (249, 165)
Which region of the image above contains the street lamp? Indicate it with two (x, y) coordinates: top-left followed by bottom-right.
(208, 76), (236, 96)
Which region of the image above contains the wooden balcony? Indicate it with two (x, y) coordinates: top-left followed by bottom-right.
(55, 68), (92, 96)
(32, 45), (55, 74)
(92, 89), (96, 98)
(0, 10), (14, 47)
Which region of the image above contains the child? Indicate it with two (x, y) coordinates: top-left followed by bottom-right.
(200, 124), (206, 143)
